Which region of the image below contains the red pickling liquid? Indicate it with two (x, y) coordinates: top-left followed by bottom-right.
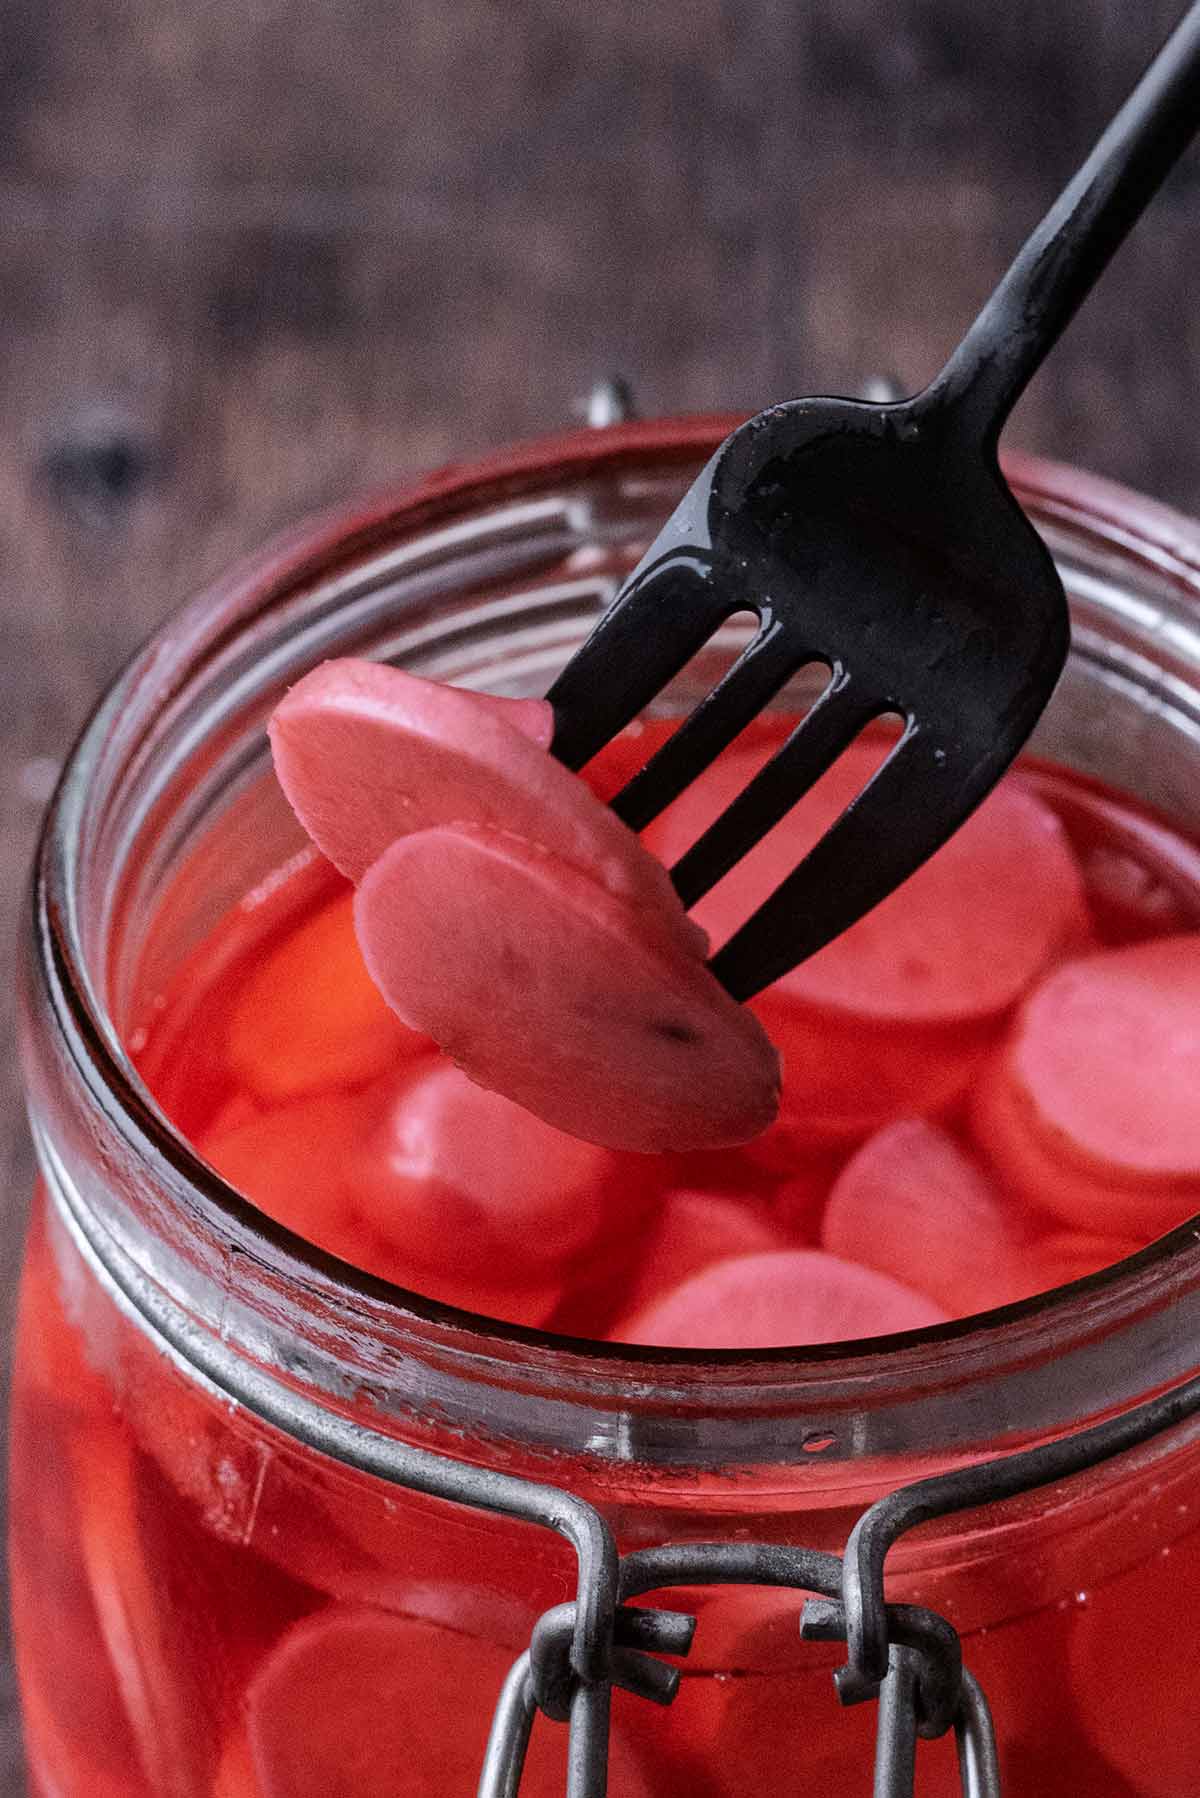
(12, 722), (1200, 1796)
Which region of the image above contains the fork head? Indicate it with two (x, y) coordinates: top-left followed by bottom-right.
(547, 397), (1070, 1000)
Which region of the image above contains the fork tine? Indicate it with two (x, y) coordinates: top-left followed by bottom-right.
(610, 620), (823, 832)
(547, 556), (736, 771)
(668, 680), (883, 909)
(709, 729), (987, 1001)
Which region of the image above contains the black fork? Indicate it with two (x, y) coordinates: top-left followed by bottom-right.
(548, 3), (1200, 1002)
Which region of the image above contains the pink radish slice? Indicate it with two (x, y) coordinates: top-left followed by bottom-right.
(238, 1608), (658, 1798)
(614, 1249), (948, 1348)
(821, 1119), (1039, 1316)
(1005, 937), (1200, 1177)
(72, 1431), (211, 1797)
(358, 1061), (623, 1274)
(969, 1060), (1171, 1238)
(354, 822), (780, 1152)
(199, 1091), (564, 1326)
(242, 1610), (494, 1798)
(471, 689), (556, 747)
(269, 658), (704, 955)
(608, 1190), (791, 1334)
(974, 936), (1200, 1234)
(644, 738), (1087, 1023)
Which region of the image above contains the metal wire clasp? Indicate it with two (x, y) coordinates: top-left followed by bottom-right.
(478, 1538), (1000, 1798)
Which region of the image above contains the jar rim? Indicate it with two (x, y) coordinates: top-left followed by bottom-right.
(27, 414), (1200, 1469)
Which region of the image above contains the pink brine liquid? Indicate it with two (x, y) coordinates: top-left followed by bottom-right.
(12, 716), (1200, 1796)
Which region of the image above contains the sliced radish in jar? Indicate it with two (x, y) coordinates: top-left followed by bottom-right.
(821, 1118), (1038, 1316)
(354, 822), (780, 1152)
(972, 936), (1200, 1235)
(359, 1060), (626, 1274)
(199, 1089), (565, 1326)
(609, 1189), (791, 1335)
(613, 1248), (948, 1348)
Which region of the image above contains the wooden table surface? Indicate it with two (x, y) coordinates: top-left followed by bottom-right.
(1, 3), (1197, 1789)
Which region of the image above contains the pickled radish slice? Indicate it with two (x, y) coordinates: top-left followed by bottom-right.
(270, 658), (703, 954)
(821, 1119), (1039, 1315)
(1003, 937), (1200, 1175)
(355, 823), (780, 1151)
(974, 937), (1200, 1234)
(785, 776), (1088, 1023)
(227, 890), (426, 1101)
(200, 1091), (564, 1325)
(609, 1189), (791, 1334)
(472, 689), (556, 747)
(971, 1057), (1187, 1244)
(9, 1393), (144, 1794)
(237, 1608), (657, 1798)
(645, 737), (1087, 1022)
(614, 1249), (948, 1348)
(361, 1062), (622, 1273)
(242, 1611), (495, 1797)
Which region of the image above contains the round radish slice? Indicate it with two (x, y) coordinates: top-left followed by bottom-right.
(644, 737), (1087, 1024)
(609, 1189), (791, 1335)
(358, 1061), (625, 1276)
(471, 688), (556, 748)
(354, 823), (780, 1152)
(237, 1607), (658, 1798)
(821, 1119), (1038, 1316)
(269, 658), (704, 955)
(200, 1090), (564, 1325)
(226, 890), (427, 1101)
(974, 936), (1200, 1235)
(614, 1249), (948, 1348)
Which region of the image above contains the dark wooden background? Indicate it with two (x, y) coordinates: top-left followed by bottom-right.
(1, 2), (1198, 1788)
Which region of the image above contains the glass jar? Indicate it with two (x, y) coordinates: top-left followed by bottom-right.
(14, 415), (1200, 1798)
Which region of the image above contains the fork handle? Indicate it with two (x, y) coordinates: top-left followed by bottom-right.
(924, 2), (1200, 446)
